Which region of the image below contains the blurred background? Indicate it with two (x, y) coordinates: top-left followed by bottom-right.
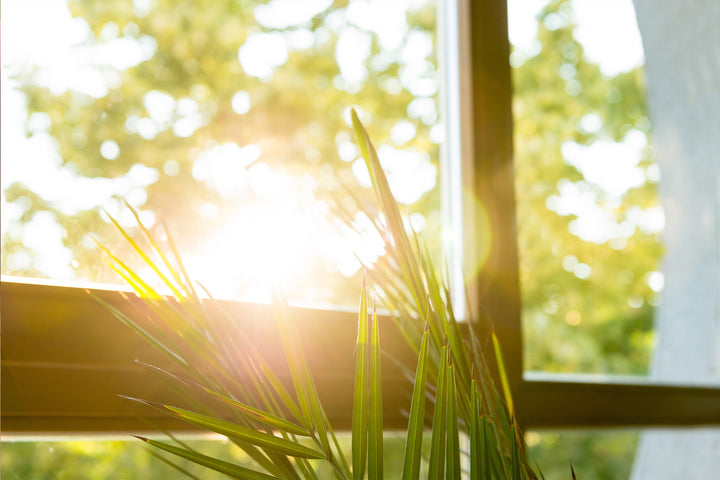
(1, 0), (682, 478)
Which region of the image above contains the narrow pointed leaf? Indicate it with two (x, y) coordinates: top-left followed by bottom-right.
(91, 236), (160, 299)
(511, 423), (521, 480)
(148, 451), (203, 480)
(470, 377), (482, 480)
(134, 350), (304, 433)
(427, 344), (448, 480)
(324, 409), (353, 479)
(200, 387), (310, 437)
(271, 288), (319, 426)
(135, 436), (282, 480)
(296, 457), (320, 480)
(537, 462), (546, 480)
(261, 450), (303, 480)
(162, 220), (201, 302)
(123, 201), (191, 301)
(400, 322), (430, 480)
(492, 332), (515, 418)
(351, 108), (426, 321)
(352, 278), (369, 480)
(91, 293), (188, 368)
(104, 209), (185, 300)
(164, 406), (325, 459)
(245, 343), (305, 425)
(368, 302), (383, 479)
(482, 416), (494, 480)
(270, 287), (349, 477)
(445, 358), (460, 480)
(231, 440), (294, 480)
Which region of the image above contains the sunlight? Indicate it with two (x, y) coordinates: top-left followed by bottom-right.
(1, 0), (654, 310)
(351, 145), (437, 205)
(178, 172), (368, 304)
(508, 0), (644, 75)
(184, 200), (315, 302)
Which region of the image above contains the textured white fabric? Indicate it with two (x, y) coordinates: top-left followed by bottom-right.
(630, 0), (720, 478)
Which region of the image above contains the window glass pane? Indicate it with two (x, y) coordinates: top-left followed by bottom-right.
(1, 438), (233, 480)
(0, 433), (414, 479)
(6, 430), (718, 479)
(527, 429), (638, 480)
(509, 0), (719, 384)
(1, 0), (443, 308)
(527, 428), (720, 479)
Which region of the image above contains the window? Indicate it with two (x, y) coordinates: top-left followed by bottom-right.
(3, 0), (720, 477)
(507, 0), (720, 476)
(510, 0), (661, 378)
(504, 0), (720, 413)
(1, 0), (443, 308)
(2, 0), (444, 433)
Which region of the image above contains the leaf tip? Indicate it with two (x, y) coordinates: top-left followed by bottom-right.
(350, 106), (360, 123)
(118, 395), (166, 411)
(117, 394), (141, 402)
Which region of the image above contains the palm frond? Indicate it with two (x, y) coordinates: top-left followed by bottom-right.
(95, 108), (544, 480)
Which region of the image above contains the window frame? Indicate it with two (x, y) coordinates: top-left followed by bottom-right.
(2, 0), (720, 437)
(458, 0), (720, 430)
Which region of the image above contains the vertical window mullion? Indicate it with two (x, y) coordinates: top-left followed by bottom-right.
(461, 0), (523, 397)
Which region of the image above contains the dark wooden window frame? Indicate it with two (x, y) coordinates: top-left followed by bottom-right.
(3, 0), (720, 436)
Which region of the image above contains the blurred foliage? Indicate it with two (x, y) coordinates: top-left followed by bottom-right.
(528, 430), (639, 480)
(1, 0), (661, 373)
(3, 0), (442, 306)
(1, 431), (637, 480)
(2, 0), (662, 477)
(0, 439), (233, 480)
(512, 0), (661, 375)
(0, 435), (414, 480)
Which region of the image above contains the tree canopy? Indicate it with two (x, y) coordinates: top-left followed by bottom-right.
(3, 0), (661, 380)
(1, 0), (663, 477)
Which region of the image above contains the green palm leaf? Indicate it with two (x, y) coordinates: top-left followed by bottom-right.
(400, 320), (430, 480)
(427, 344), (448, 479)
(98, 108), (543, 480)
(103, 210), (185, 300)
(199, 387), (310, 437)
(445, 356), (460, 480)
(469, 376), (483, 480)
(492, 332), (515, 418)
(139, 401), (325, 459)
(352, 277), (369, 480)
(368, 302), (383, 479)
(134, 436), (282, 480)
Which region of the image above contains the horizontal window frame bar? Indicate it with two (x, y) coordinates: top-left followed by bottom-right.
(518, 379), (720, 429)
(0, 280), (415, 435)
(3, 280), (720, 436)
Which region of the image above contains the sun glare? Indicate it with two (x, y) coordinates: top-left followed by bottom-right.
(183, 198), (323, 303)
(2, 0), (651, 310)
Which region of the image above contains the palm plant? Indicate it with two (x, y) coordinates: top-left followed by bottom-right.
(95, 109), (540, 479)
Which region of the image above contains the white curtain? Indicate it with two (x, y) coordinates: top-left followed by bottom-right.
(630, 0), (720, 478)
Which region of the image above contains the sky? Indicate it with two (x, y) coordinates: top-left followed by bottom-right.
(1, 0), (653, 293)
(508, 0), (644, 76)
